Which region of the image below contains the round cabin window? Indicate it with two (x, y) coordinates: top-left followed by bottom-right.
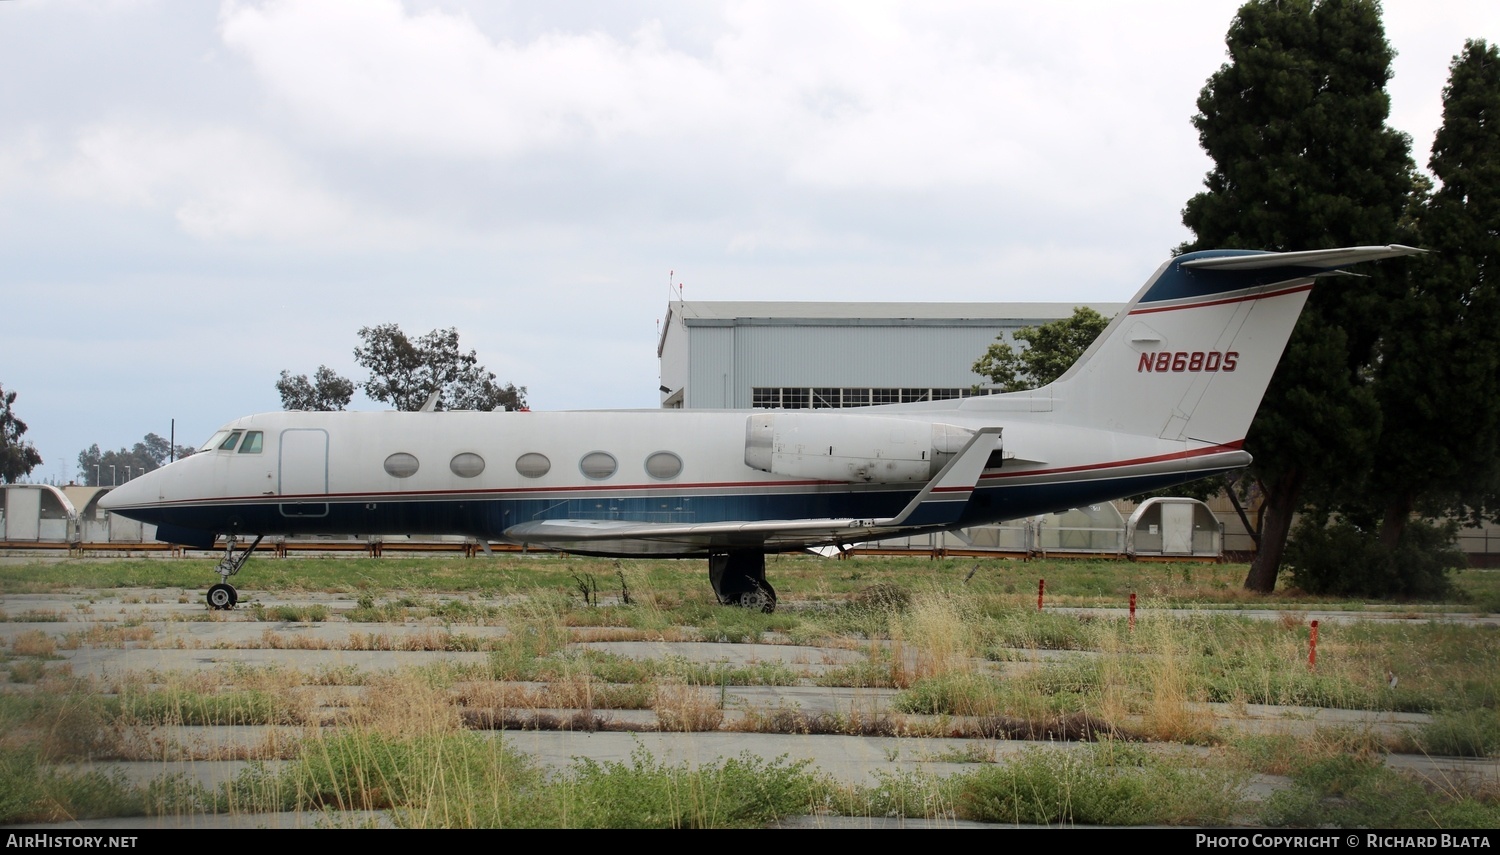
(383, 452), (420, 478)
(515, 452), (551, 479)
(450, 452), (485, 478)
(580, 451), (618, 480)
(644, 451), (683, 480)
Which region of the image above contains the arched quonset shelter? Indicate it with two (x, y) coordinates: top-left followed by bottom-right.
(1033, 503), (1126, 555)
(0, 485), (79, 543)
(955, 518), (1033, 552)
(62, 485), (116, 542)
(1126, 497), (1223, 559)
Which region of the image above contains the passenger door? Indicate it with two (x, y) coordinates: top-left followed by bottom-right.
(279, 429), (329, 518)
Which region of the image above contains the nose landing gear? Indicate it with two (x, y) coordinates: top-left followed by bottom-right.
(207, 534), (262, 610)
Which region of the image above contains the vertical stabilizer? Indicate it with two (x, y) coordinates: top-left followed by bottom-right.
(1011, 246), (1421, 444)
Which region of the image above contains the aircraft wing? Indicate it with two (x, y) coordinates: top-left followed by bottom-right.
(503, 516), (902, 553)
(503, 427), (1002, 555)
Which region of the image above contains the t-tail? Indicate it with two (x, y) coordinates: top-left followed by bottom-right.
(982, 246), (1422, 445)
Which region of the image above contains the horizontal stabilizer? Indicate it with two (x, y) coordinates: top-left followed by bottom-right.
(1178, 245), (1423, 271)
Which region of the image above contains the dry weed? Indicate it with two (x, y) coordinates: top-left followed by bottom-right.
(652, 680), (724, 732)
(729, 707), (910, 737)
(1278, 611), (1318, 631)
(1094, 621), (1133, 726)
(74, 624), (156, 647)
(900, 588), (984, 680)
(461, 708), (626, 731)
(10, 609), (65, 621)
(880, 637), (912, 689)
(346, 671), (461, 736)
(1136, 614), (1217, 743)
(569, 626), (644, 642)
(969, 712), (1129, 741)
(456, 681), (552, 709)
(258, 629), (332, 650)
(12, 629), (57, 657)
(6, 675), (120, 760)
(111, 722), (307, 762)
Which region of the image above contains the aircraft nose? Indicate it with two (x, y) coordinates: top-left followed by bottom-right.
(98, 472), (158, 511)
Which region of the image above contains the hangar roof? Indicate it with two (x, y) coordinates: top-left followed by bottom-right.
(669, 301), (1120, 321)
(659, 300), (1126, 354)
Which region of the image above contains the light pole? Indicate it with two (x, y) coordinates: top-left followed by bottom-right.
(125, 466), (132, 481)
(94, 464), (100, 487)
(110, 465), (116, 486)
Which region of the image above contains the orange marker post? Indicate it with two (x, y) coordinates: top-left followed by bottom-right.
(1037, 578), (1045, 611)
(1308, 620), (1319, 670)
(1129, 592), (1137, 632)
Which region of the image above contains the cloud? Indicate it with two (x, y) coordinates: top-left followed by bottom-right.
(219, 0), (734, 158)
(214, 0), (1215, 200)
(38, 122), (429, 245)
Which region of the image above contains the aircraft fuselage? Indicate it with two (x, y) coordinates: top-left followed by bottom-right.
(104, 407), (1245, 556)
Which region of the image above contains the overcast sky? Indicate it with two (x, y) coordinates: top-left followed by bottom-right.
(2, 0), (1495, 485)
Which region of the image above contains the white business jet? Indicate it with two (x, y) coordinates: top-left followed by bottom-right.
(100, 245), (1420, 611)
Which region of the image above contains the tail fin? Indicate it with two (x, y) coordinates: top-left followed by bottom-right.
(982, 246), (1421, 444)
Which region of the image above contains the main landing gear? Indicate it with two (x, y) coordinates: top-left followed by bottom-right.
(207, 534), (263, 610)
(709, 551), (777, 613)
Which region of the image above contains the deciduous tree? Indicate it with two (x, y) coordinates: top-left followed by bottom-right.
(77, 433), (194, 486)
(276, 365), (355, 411)
(971, 307), (1110, 392)
(0, 382), (42, 484)
(353, 325), (526, 412)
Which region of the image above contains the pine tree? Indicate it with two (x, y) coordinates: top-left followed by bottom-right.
(1179, 0), (1417, 592)
(1369, 40), (1500, 545)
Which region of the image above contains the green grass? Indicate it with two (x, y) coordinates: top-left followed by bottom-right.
(951, 743), (1246, 825)
(219, 733), (823, 828)
(1415, 709), (1500, 758)
(3, 554), (1498, 827)
(1260, 753), (1500, 828)
(0, 750), (156, 823)
(117, 687), (301, 726)
(251, 603), (330, 622)
(823, 742), (1248, 826)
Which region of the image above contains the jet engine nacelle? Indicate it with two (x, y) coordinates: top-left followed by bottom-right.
(744, 413), (975, 483)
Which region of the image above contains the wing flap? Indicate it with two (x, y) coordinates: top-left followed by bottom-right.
(506, 517), (883, 542)
(503, 516), (896, 555)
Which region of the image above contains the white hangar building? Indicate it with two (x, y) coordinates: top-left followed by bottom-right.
(656, 301), (1125, 410)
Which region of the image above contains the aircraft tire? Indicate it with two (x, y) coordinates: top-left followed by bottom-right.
(735, 583), (776, 614)
(207, 583), (238, 611)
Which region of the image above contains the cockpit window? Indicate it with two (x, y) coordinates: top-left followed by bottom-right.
(200, 431), (231, 452)
(238, 431), (263, 454)
(218, 431), (243, 452)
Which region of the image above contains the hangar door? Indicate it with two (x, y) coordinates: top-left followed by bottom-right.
(1161, 502), (1195, 555)
(4, 488), (41, 540)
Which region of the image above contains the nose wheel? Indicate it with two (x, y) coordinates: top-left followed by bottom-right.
(206, 534), (262, 610)
(207, 583), (238, 610)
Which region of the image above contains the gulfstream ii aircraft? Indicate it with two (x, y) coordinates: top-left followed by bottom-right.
(101, 245), (1420, 612)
